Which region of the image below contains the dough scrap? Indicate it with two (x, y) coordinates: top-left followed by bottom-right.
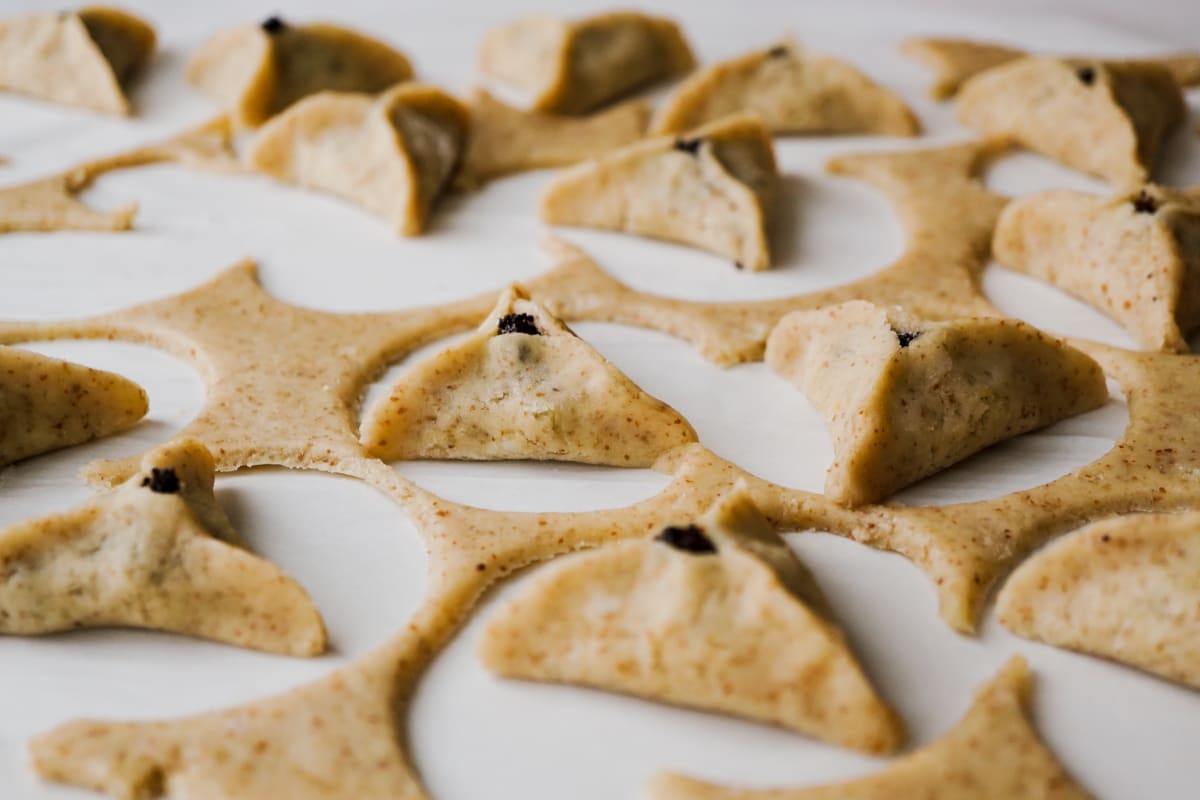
(903, 37), (1200, 99)
(652, 38), (919, 137)
(478, 11), (695, 115)
(479, 487), (902, 754)
(0, 115), (239, 234)
(456, 88), (649, 188)
(993, 184), (1200, 353)
(0, 439), (326, 656)
(360, 285), (697, 464)
(0, 345), (147, 467)
(956, 56), (1184, 185)
(646, 656), (1092, 800)
(247, 83), (469, 235)
(187, 16), (414, 128)
(541, 113), (778, 270)
(765, 300), (1109, 506)
(997, 512), (1200, 689)
(0, 6), (155, 115)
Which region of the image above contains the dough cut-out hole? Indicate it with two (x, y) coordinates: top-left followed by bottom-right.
(891, 381), (1128, 506)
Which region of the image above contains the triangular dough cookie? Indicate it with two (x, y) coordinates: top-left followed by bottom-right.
(998, 512), (1200, 689)
(956, 57), (1184, 185)
(765, 301), (1108, 506)
(0, 346), (147, 467)
(187, 15), (414, 128)
(360, 286), (697, 465)
(903, 38), (1200, 99)
(456, 88), (649, 188)
(541, 113), (777, 270)
(0, 6), (155, 115)
(647, 656), (1092, 799)
(478, 487), (903, 755)
(652, 38), (919, 136)
(247, 83), (469, 235)
(0, 439), (326, 656)
(478, 11), (695, 114)
(994, 184), (1200, 353)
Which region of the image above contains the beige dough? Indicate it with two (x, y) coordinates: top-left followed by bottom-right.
(0, 6), (155, 115)
(0, 345), (146, 467)
(0, 439), (325, 656)
(456, 88), (649, 188)
(998, 512), (1200, 689)
(903, 37), (1200, 99)
(247, 84), (469, 235)
(645, 656), (1092, 799)
(541, 113), (778, 270)
(0, 115), (239, 234)
(478, 11), (694, 115)
(361, 286), (696, 464)
(993, 184), (1200, 353)
(187, 16), (413, 128)
(480, 486), (902, 754)
(652, 38), (919, 137)
(956, 57), (1184, 185)
(765, 301), (1108, 506)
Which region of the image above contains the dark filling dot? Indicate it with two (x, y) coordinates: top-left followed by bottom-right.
(673, 137), (703, 155)
(1132, 190), (1159, 214)
(734, 260), (744, 271)
(1100, 534), (1111, 543)
(497, 313), (540, 336)
(892, 327), (921, 348)
(261, 16), (287, 34)
(141, 467), (180, 494)
(655, 524), (717, 554)
(767, 45), (788, 58)
(1075, 66), (1096, 86)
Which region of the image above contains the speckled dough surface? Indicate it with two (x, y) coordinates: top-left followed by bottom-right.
(479, 488), (903, 754)
(997, 512), (1200, 689)
(994, 184), (1200, 353)
(0, 439), (326, 656)
(645, 657), (1093, 799)
(651, 38), (919, 137)
(247, 84), (469, 235)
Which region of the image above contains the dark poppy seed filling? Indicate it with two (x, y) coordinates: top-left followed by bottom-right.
(733, 260), (744, 270)
(892, 327), (921, 348)
(261, 16), (287, 34)
(767, 45), (788, 58)
(655, 524), (717, 554)
(1075, 66), (1096, 86)
(673, 137), (703, 155)
(1132, 190), (1159, 215)
(497, 313), (540, 336)
(142, 467), (181, 494)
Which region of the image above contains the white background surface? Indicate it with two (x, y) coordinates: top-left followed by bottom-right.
(1, 1), (1199, 798)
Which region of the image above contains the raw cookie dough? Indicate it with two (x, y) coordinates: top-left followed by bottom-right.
(479, 486), (903, 754)
(956, 57), (1185, 185)
(187, 15), (414, 128)
(360, 286), (696, 464)
(246, 83), (469, 235)
(997, 512), (1200, 689)
(651, 38), (919, 137)
(478, 11), (695, 115)
(0, 439), (326, 656)
(0, 116), (238, 234)
(993, 184), (1200, 353)
(645, 656), (1092, 800)
(541, 113), (778, 270)
(903, 37), (1200, 98)
(0, 6), (155, 115)
(0, 345), (146, 467)
(456, 88), (649, 188)
(765, 300), (1108, 506)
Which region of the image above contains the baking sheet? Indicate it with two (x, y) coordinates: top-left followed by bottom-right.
(1, 1), (1199, 797)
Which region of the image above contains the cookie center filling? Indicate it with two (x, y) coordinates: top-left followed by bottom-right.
(891, 327), (921, 348)
(141, 467), (181, 494)
(1132, 190), (1159, 214)
(673, 137), (703, 155)
(655, 524), (717, 554)
(1075, 65), (1096, 86)
(261, 16), (287, 34)
(496, 313), (541, 336)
